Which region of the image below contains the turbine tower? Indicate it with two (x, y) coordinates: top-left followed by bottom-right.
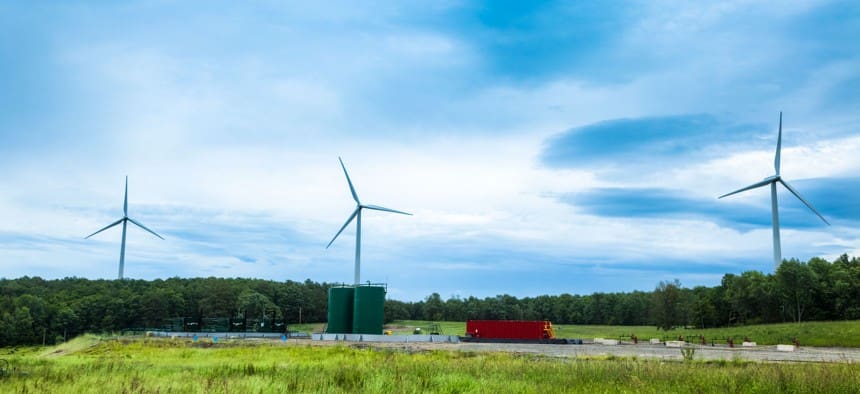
(327, 157), (411, 285)
(719, 112), (829, 270)
(85, 176), (164, 280)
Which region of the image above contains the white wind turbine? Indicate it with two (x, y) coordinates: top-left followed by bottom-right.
(327, 157), (411, 285)
(719, 112), (829, 270)
(85, 176), (164, 280)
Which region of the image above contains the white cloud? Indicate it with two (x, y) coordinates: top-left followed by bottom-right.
(2, 0), (858, 299)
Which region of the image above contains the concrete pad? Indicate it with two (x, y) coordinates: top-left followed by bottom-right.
(311, 334), (460, 343)
(429, 335), (459, 343)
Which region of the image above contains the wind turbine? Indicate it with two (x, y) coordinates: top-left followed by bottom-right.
(85, 176), (164, 280)
(327, 157), (411, 285)
(719, 112), (829, 270)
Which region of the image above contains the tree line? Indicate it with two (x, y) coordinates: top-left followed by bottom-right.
(390, 256), (860, 330)
(2, 255), (858, 346)
(0, 277), (330, 346)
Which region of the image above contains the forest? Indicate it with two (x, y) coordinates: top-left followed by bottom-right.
(1, 255), (858, 346)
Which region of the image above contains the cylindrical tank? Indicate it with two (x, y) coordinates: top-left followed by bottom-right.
(352, 285), (386, 334)
(327, 287), (354, 333)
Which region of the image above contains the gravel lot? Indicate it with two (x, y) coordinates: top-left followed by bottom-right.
(453, 342), (860, 363)
(304, 340), (860, 363)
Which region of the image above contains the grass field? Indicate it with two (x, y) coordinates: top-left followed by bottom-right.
(0, 336), (858, 393)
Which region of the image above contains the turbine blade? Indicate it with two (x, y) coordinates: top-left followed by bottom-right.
(123, 176), (129, 216)
(85, 218), (124, 239)
(363, 204), (412, 216)
(775, 112), (782, 175)
(718, 178), (775, 199)
(127, 217), (165, 239)
(338, 157), (360, 204)
(778, 179), (830, 225)
(327, 207), (359, 248)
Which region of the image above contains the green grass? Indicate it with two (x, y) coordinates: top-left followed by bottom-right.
(0, 337), (857, 393)
(286, 322), (325, 334)
(384, 320), (465, 335)
(553, 320), (860, 347)
(38, 334), (103, 357)
(384, 320), (860, 347)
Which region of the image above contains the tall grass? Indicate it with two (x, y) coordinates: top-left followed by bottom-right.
(0, 337), (857, 393)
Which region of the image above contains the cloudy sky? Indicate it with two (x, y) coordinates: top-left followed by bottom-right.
(1, 1), (858, 301)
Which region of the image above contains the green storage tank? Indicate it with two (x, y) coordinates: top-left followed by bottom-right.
(327, 287), (354, 333)
(352, 285), (386, 334)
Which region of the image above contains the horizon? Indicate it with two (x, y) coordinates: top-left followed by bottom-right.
(1, 1), (858, 302)
(0, 255), (849, 303)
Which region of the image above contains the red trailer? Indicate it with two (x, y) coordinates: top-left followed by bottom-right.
(465, 320), (555, 340)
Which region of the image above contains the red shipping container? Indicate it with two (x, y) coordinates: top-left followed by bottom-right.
(465, 320), (555, 340)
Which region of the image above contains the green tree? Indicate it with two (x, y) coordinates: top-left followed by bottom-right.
(689, 286), (717, 328)
(12, 307), (37, 345)
(652, 279), (682, 330)
(831, 255), (860, 319)
(444, 296), (466, 321)
(776, 259), (817, 323)
(55, 306), (78, 342)
(423, 293), (444, 321)
(237, 290), (277, 319)
(383, 300), (410, 323)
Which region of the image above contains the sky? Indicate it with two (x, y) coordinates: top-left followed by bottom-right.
(1, 0), (858, 301)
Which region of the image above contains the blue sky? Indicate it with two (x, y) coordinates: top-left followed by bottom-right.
(1, 1), (858, 301)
